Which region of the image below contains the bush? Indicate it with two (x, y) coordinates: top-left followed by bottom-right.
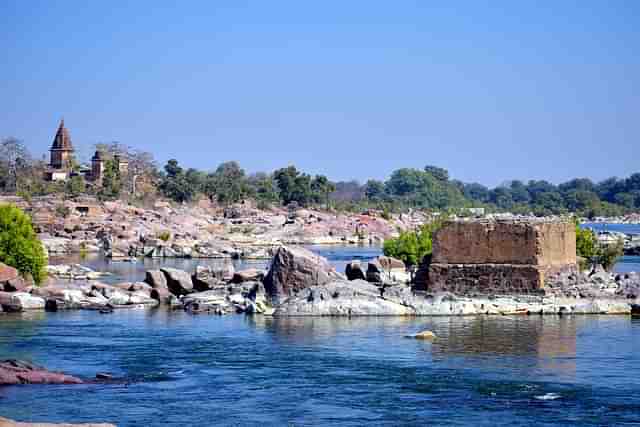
(383, 216), (446, 267)
(157, 231), (171, 242)
(0, 204), (47, 284)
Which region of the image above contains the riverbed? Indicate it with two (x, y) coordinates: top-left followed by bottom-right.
(0, 312), (638, 426)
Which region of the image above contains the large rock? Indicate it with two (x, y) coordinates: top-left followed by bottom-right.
(345, 261), (366, 281)
(144, 270), (168, 289)
(366, 256), (411, 284)
(0, 417), (115, 427)
(263, 246), (340, 304)
(0, 360), (83, 385)
(160, 268), (194, 295)
(0, 292), (45, 312)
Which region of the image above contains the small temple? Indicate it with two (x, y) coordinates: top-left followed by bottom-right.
(44, 119), (128, 184)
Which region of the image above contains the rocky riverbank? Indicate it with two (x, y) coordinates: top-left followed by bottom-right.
(2, 245), (640, 317)
(1, 195), (425, 260)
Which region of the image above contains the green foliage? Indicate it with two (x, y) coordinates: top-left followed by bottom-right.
(383, 216), (447, 267)
(98, 159), (122, 200)
(159, 159), (195, 203)
(0, 204), (47, 284)
(574, 219), (624, 271)
(157, 231), (171, 242)
(204, 161), (250, 205)
(575, 220), (598, 260)
(65, 174), (86, 197)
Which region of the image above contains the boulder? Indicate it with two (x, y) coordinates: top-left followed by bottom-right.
(366, 257), (410, 284)
(345, 261), (366, 281)
(263, 246), (340, 304)
(144, 270), (168, 289)
(231, 268), (264, 284)
(0, 292), (45, 312)
(0, 360), (83, 385)
(160, 268), (194, 295)
(182, 290), (234, 315)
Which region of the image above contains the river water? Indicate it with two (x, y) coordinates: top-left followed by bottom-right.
(0, 313), (639, 426)
(1, 226), (639, 425)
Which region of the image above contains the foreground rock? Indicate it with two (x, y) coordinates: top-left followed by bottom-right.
(0, 417), (115, 427)
(0, 360), (83, 385)
(263, 245), (342, 304)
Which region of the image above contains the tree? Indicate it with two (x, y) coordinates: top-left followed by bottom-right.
(98, 159), (122, 200)
(65, 174), (86, 197)
(0, 138), (32, 193)
(159, 159), (194, 203)
(424, 165), (449, 182)
(204, 161), (250, 204)
(311, 174), (335, 207)
(0, 204), (47, 284)
(364, 179), (385, 202)
(248, 172), (279, 208)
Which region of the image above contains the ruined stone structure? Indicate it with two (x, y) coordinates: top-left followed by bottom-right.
(45, 119), (75, 181)
(415, 218), (577, 295)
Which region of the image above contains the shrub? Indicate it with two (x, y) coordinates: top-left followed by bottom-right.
(157, 231), (171, 242)
(383, 216), (447, 267)
(0, 204), (47, 284)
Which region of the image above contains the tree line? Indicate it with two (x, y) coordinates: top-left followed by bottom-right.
(1, 136), (639, 216)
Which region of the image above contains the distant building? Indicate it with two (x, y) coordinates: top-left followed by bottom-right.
(44, 119), (129, 185)
(45, 119), (75, 181)
(87, 150), (129, 185)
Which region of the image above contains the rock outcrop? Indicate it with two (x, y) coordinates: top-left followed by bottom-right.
(263, 246), (341, 304)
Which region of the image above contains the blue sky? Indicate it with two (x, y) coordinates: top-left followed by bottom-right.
(1, 1), (638, 186)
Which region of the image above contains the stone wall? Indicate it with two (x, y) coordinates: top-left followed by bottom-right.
(416, 219), (577, 295)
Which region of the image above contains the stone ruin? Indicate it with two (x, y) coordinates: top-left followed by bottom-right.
(414, 218), (577, 295)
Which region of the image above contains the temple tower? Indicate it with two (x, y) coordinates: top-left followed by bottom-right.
(91, 150), (105, 184)
(49, 119), (74, 170)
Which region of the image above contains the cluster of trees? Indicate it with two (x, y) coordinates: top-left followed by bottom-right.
(1, 135), (639, 216)
(331, 167), (640, 217)
(158, 160), (335, 208)
(459, 176), (640, 217)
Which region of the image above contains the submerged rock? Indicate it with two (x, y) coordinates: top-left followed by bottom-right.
(0, 360), (83, 385)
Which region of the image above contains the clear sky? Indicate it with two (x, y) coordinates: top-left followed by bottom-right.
(1, 1), (638, 187)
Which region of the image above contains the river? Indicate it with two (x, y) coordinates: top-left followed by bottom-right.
(0, 313), (638, 425)
(1, 227), (639, 425)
